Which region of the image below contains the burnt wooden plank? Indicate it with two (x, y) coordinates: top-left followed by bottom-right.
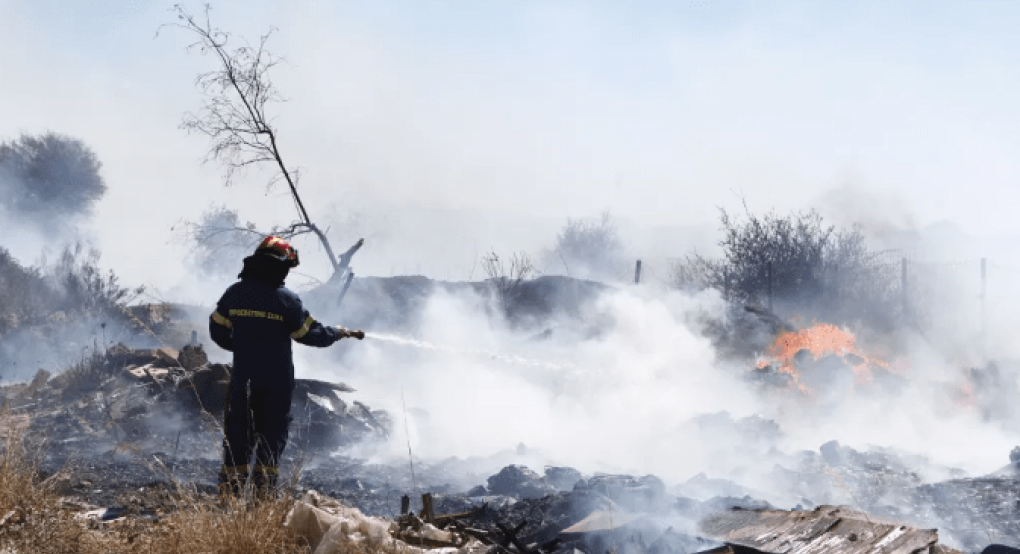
(870, 525), (938, 554)
(700, 506), (939, 554)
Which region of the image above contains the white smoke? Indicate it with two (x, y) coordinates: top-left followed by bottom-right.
(290, 276), (1019, 506)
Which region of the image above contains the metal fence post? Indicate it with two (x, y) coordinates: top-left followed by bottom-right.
(901, 258), (908, 320)
(981, 258), (987, 359)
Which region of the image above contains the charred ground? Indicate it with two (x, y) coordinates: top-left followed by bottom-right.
(0, 269), (1019, 553)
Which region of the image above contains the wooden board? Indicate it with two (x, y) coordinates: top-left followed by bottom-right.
(700, 505), (940, 554)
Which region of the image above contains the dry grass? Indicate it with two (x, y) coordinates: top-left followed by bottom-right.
(0, 413), (313, 553)
(0, 408), (424, 554)
(0, 413), (86, 553)
(139, 487), (310, 554)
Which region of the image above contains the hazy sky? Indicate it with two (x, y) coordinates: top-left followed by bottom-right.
(2, 0), (1019, 293)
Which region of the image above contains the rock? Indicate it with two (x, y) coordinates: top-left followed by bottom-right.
(674, 473), (759, 502)
(982, 546), (1020, 554)
(487, 464), (557, 499)
(573, 474), (669, 512)
(1010, 446), (1020, 469)
(180, 363), (230, 415)
(177, 344), (208, 371)
(101, 506), (127, 521)
(820, 440), (843, 466)
(467, 485), (488, 497)
(545, 466), (583, 491)
(699, 495), (773, 514)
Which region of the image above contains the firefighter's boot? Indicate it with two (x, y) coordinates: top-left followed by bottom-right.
(218, 465), (250, 497)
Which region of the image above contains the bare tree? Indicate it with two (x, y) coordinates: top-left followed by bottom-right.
(482, 251), (535, 315)
(164, 5), (360, 284)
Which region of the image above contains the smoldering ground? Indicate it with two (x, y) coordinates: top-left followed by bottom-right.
(283, 270), (1020, 509)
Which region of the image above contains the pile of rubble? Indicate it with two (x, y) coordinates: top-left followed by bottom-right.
(285, 469), (974, 554)
(0, 342), (391, 459)
(5, 341), (1020, 553)
(296, 441), (1020, 554)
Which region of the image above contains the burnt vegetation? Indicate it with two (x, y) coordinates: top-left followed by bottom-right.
(482, 250), (536, 316)
(0, 132), (106, 220)
(0, 243), (143, 330)
(547, 210), (625, 281)
(0, 243), (146, 381)
(180, 204), (262, 279)
(674, 207), (901, 330)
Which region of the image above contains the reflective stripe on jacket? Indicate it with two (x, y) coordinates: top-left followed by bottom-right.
(209, 277), (340, 389)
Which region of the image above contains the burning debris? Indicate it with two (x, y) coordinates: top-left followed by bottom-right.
(751, 323), (905, 394)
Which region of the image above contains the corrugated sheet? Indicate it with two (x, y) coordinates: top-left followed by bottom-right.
(699, 505), (941, 554)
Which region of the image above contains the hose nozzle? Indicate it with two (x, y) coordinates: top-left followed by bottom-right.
(336, 326), (365, 340)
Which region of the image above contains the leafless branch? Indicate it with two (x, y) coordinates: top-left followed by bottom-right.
(163, 4), (358, 282)
(482, 250), (535, 316)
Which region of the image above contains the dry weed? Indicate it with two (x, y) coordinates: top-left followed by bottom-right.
(0, 410), (410, 554)
(141, 488), (310, 554)
(0, 412), (85, 553)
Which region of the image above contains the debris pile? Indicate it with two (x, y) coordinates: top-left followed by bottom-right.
(286, 490), (489, 554)
(0, 342), (391, 459)
(2, 331), (1019, 552)
(486, 465), (560, 499)
(420, 468), (754, 554)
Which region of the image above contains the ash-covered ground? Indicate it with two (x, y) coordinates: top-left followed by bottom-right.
(3, 275), (1020, 554)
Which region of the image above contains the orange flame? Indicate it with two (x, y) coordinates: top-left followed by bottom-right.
(949, 381), (978, 409)
(756, 323), (892, 389)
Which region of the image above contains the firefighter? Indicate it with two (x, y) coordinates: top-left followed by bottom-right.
(208, 236), (363, 495)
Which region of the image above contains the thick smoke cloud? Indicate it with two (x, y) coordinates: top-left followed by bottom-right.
(285, 271), (1020, 508)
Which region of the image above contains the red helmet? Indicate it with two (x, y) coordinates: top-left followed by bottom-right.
(255, 236), (300, 267)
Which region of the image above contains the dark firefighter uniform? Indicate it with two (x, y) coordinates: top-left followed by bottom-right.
(209, 236), (356, 493)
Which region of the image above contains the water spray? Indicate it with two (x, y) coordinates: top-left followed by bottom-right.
(364, 332), (574, 374)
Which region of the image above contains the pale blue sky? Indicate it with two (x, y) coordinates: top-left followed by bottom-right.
(2, 1), (1019, 290)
